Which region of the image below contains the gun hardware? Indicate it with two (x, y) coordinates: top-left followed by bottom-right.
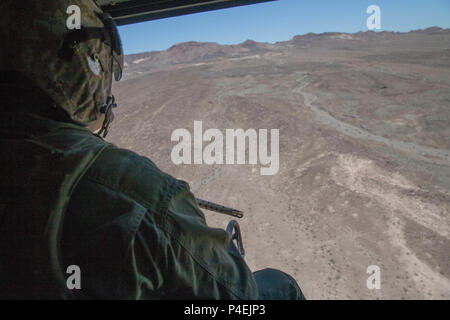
(195, 198), (243, 219)
(226, 220), (245, 258)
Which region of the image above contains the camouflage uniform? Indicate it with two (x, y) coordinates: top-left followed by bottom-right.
(0, 0), (304, 299)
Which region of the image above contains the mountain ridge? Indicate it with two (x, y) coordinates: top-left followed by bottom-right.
(125, 26), (450, 62)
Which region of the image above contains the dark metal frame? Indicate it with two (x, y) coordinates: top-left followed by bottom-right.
(101, 0), (276, 25)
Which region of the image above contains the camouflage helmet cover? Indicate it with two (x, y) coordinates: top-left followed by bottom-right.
(0, 0), (122, 125)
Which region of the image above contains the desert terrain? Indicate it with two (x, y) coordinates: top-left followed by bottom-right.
(107, 27), (450, 299)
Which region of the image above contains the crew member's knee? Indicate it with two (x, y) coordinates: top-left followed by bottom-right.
(253, 268), (306, 300)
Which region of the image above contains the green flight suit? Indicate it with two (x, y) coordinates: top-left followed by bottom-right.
(0, 85), (304, 300)
(0, 111), (259, 299)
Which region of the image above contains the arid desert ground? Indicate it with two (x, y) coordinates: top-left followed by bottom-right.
(107, 27), (450, 299)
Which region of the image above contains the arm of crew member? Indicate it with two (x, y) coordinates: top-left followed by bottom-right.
(131, 188), (259, 300)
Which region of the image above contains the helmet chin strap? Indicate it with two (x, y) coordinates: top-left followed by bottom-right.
(97, 55), (117, 138)
(97, 95), (116, 138)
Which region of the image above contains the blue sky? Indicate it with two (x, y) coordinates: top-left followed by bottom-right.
(118, 0), (450, 54)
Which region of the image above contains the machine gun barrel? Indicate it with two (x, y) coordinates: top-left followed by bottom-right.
(195, 198), (243, 218)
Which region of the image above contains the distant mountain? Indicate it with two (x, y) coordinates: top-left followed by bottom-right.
(122, 28), (450, 78)
(412, 26), (449, 34)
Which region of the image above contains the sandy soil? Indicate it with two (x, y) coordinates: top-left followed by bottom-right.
(107, 29), (450, 299)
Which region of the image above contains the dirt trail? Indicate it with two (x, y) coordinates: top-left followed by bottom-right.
(294, 73), (450, 167)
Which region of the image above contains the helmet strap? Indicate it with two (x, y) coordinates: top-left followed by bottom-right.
(97, 94), (116, 138)
(96, 45), (117, 139)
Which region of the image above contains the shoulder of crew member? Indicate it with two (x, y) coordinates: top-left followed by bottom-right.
(85, 142), (190, 212)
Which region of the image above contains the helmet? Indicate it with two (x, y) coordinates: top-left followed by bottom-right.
(0, 0), (123, 127)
